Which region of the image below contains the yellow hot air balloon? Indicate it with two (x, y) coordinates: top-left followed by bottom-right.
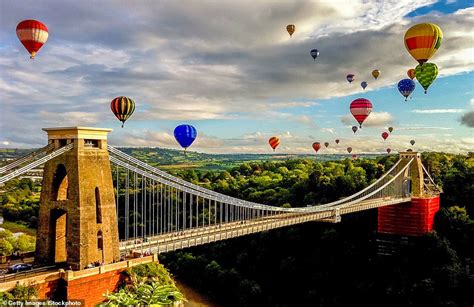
(404, 23), (443, 65)
(372, 69), (380, 79)
(286, 24), (295, 37)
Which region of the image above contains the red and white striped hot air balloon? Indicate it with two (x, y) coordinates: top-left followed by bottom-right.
(268, 137), (280, 151)
(16, 20), (49, 59)
(350, 98), (372, 128)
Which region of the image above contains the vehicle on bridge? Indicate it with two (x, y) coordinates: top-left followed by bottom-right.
(7, 263), (33, 273)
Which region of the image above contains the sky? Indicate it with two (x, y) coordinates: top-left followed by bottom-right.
(0, 0), (473, 154)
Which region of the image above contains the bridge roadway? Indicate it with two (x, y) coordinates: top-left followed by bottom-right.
(120, 196), (411, 255)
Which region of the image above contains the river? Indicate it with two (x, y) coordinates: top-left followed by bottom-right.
(175, 279), (218, 307)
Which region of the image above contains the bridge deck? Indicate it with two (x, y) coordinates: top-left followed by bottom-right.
(120, 196), (411, 255)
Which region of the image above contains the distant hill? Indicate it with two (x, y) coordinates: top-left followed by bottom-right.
(0, 146), (382, 171)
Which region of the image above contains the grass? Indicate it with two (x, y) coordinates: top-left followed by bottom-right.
(0, 220), (36, 236)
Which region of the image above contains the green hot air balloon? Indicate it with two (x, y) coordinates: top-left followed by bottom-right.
(415, 62), (438, 94)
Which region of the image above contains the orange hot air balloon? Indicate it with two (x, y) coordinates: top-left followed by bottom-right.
(16, 20), (49, 59)
(286, 24), (295, 37)
(372, 69), (380, 79)
(404, 23), (443, 65)
(381, 132), (389, 140)
(407, 68), (416, 80)
(269, 137), (280, 151)
(312, 142), (321, 153)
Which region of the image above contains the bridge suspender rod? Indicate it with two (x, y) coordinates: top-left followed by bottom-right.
(125, 169), (129, 240)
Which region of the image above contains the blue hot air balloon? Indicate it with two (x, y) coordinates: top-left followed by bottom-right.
(397, 78), (416, 101)
(361, 81), (368, 90)
(310, 49), (319, 60)
(174, 124), (197, 150)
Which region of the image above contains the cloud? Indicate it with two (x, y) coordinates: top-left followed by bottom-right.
(0, 1), (473, 152)
(321, 128), (336, 134)
(411, 109), (464, 114)
(341, 111), (393, 127)
(460, 111), (474, 128)
(470, 98), (474, 108)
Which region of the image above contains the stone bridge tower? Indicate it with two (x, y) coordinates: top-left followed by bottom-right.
(35, 127), (120, 270)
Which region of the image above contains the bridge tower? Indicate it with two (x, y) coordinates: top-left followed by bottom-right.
(35, 127), (120, 270)
(378, 151), (440, 250)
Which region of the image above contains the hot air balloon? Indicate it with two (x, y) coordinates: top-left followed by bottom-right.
(388, 127), (394, 133)
(110, 96), (135, 127)
(397, 79), (416, 101)
(407, 149), (413, 152)
(372, 69), (380, 79)
(410, 140), (415, 146)
(361, 81), (368, 90)
(404, 23), (443, 66)
(335, 139), (340, 144)
(16, 20), (49, 59)
(415, 62), (438, 94)
(312, 142), (321, 153)
(310, 49), (319, 60)
(286, 24), (295, 37)
(347, 147), (352, 154)
(386, 148), (392, 154)
(174, 124), (198, 150)
(324, 142), (329, 148)
(407, 68), (416, 80)
(269, 137), (280, 151)
(346, 74), (355, 83)
(381, 132), (389, 140)
(350, 98), (373, 128)
(352, 126), (358, 134)
(352, 154), (357, 160)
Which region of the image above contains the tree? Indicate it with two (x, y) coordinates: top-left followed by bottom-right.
(0, 239), (13, 256)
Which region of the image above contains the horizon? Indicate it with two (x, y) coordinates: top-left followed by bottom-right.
(1, 0), (473, 154)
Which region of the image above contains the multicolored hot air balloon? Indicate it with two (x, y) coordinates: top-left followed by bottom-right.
(386, 148), (392, 154)
(346, 74), (355, 83)
(407, 68), (416, 80)
(410, 140), (416, 146)
(388, 127), (394, 133)
(381, 132), (389, 141)
(347, 147), (352, 154)
(174, 124), (198, 150)
(310, 49), (319, 60)
(361, 81), (368, 90)
(398, 78), (416, 101)
(16, 20), (49, 59)
(350, 98), (373, 128)
(312, 142), (321, 153)
(110, 96), (135, 127)
(352, 126), (358, 133)
(415, 62), (438, 93)
(286, 24), (295, 37)
(404, 23), (443, 66)
(335, 139), (340, 144)
(372, 69), (380, 79)
(324, 142), (329, 148)
(269, 137), (280, 151)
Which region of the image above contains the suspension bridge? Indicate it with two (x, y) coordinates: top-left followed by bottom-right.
(0, 127), (441, 269)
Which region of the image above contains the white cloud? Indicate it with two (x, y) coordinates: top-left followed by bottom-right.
(1, 141), (9, 146)
(411, 109), (464, 114)
(0, 1), (473, 153)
